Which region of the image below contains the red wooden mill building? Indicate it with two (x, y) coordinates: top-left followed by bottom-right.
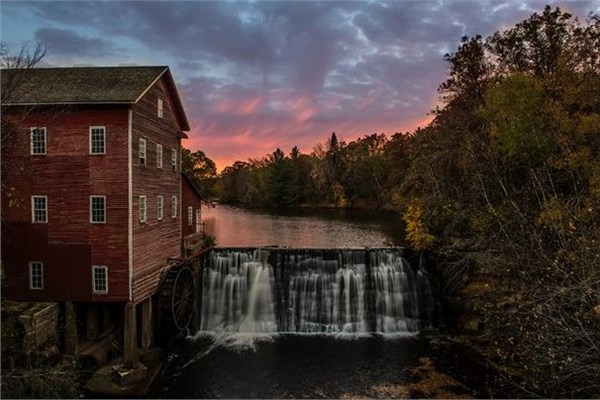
(1, 66), (205, 369)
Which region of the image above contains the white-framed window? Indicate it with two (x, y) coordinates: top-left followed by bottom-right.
(156, 144), (163, 169)
(89, 126), (106, 154)
(31, 195), (47, 223)
(90, 196), (106, 223)
(171, 195), (177, 218)
(188, 206), (193, 226)
(195, 209), (202, 233)
(92, 265), (108, 294)
(158, 98), (164, 118)
(171, 149), (177, 172)
(157, 196), (163, 220)
(139, 138), (147, 165)
(30, 127), (46, 155)
(139, 196), (147, 223)
(29, 262), (44, 290)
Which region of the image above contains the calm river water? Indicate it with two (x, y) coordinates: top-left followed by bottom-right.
(201, 204), (407, 247)
(150, 206), (506, 399)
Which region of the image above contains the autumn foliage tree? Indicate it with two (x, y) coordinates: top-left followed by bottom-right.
(403, 7), (600, 397)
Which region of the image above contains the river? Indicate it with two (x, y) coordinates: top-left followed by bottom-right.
(201, 204), (407, 247)
(150, 205), (508, 399)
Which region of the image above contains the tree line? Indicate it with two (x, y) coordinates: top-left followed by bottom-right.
(216, 132), (408, 208)
(185, 7), (600, 397)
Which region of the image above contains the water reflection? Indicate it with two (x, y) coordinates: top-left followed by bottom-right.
(202, 205), (406, 248)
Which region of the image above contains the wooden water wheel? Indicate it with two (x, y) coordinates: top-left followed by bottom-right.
(160, 265), (195, 331)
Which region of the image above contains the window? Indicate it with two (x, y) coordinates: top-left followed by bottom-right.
(31, 196), (47, 223)
(89, 126), (106, 154)
(90, 196), (106, 223)
(31, 127), (46, 155)
(188, 206), (193, 226)
(171, 149), (177, 171)
(139, 138), (147, 165)
(29, 262), (43, 290)
(158, 98), (164, 118)
(156, 144), (163, 169)
(92, 266), (108, 294)
(195, 209), (202, 233)
(139, 196), (147, 223)
(157, 196), (163, 220)
(171, 195), (177, 218)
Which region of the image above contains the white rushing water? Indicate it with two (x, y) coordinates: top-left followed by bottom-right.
(198, 248), (438, 336)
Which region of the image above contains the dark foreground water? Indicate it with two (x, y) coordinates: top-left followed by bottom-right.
(151, 334), (502, 399)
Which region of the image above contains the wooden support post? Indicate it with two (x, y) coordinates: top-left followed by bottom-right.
(64, 301), (79, 356)
(123, 302), (138, 368)
(102, 305), (114, 333)
(86, 304), (100, 341)
(141, 297), (153, 350)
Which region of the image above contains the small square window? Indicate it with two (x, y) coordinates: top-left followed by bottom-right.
(157, 196), (163, 220)
(29, 262), (44, 290)
(171, 195), (177, 218)
(31, 196), (47, 223)
(171, 149), (177, 172)
(89, 126), (106, 154)
(92, 265), (108, 294)
(139, 196), (147, 223)
(157, 144), (163, 169)
(139, 138), (147, 165)
(90, 196), (106, 223)
(158, 98), (164, 118)
(31, 127), (46, 155)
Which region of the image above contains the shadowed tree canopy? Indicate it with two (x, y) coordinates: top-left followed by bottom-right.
(181, 148), (218, 201)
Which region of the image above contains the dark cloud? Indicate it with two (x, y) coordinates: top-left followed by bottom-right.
(34, 27), (116, 57)
(3, 0), (599, 168)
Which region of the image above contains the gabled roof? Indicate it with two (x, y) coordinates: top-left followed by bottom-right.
(1, 66), (190, 130)
(182, 172), (205, 201)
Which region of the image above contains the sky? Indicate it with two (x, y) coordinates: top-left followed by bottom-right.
(2, 1), (599, 170)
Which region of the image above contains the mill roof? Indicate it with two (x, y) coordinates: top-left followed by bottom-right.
(1, 66), (190, 130)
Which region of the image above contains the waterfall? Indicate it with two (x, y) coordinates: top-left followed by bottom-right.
(199, 248), (439, 335)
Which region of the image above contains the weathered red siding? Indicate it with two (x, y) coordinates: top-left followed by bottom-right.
(2, 70), (190, 304)
(181, 176), (203, 238)
(2, 106), (130, 302)
(131, 77), (182, 303)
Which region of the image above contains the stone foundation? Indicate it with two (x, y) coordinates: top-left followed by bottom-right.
(16, 302), (59, 355)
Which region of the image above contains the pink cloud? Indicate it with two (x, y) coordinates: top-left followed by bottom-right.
(183, 110), (433, 172)
(214, 95), (263, 115)
(290, 95), (316, 124)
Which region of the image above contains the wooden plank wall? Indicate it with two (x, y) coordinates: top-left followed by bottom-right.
(1, 106), (130, 301)
(131, 77), (182, 302)
(181, 176), (203, 238)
